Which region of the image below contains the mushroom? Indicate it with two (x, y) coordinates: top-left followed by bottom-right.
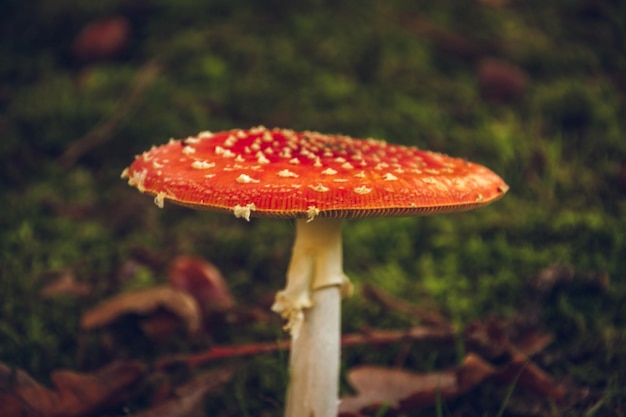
(122, 126), (509, 417)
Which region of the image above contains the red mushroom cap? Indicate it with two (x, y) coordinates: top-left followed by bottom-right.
(123, 127), (508, 220)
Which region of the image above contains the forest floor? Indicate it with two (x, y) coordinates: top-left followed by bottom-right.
(1, 0), (625, 416)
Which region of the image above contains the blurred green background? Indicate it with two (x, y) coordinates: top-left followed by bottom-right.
(1, 0), (625, 415)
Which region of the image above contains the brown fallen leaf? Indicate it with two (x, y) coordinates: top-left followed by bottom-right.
(477, 58), (529, 102)
(464, 318), (566, 401)
(339, 353), (495, 415)
(168, 256), (234, 311)
(0, 361), (145, 417)
(464, 317), (510, 360)
(136, 367), (234, 417)
(72, 16), (131, 62)
(494, 353), (566, 402)
(138, 309), (193, 341)
(512, 328), (555, 357)
(81, 286), (202, 337)
(39, 271), (92, 299)
(340, 330), (565, 416)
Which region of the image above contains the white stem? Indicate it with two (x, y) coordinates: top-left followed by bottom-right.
(272, 218), (351, 417)
(286, 286), (340, 417)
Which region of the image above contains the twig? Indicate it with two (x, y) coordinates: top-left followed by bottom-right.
(59, 60), (161, 168)
(362, 284), (452, 329)
(156, 325), (455, 370)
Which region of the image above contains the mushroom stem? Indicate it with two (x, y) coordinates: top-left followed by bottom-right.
(286, 285), (341, 417)
(272, 218), (351, 417)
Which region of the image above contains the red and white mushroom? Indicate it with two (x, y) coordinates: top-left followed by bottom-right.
(123, 126), (508, 417)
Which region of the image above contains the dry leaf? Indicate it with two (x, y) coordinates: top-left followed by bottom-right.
(136, 367), (234, 417)
(168, 256), (234, 311)
(495, 353), (566, 401)
(464, 319), (566, 401)
(339, 353), (494, 414)
(0, 361), (145, 417)
(478, 58), (529, 102)
(72, 16), (131, 62)
(138, 310), (191, 341)
(81, 286), (201, 336)
(39, 271), (92, 299)
(512, 330), (554, 357)
(341, 344), (565, 415)
(401, 354), (498, 410)
(340, 366), (456, 413)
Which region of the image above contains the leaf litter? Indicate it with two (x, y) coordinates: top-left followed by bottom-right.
(2, 258), (575, 416)
(134, 367), (235, 417)
(0, 361), (145, 417)
(338, 289), (567, 416)
(81, 286), (203, 337)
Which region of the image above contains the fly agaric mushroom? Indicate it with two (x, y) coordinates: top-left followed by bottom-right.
(122, 126), (508, 417)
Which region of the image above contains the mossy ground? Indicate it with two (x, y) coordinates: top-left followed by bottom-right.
(1, 0), (625, 415)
